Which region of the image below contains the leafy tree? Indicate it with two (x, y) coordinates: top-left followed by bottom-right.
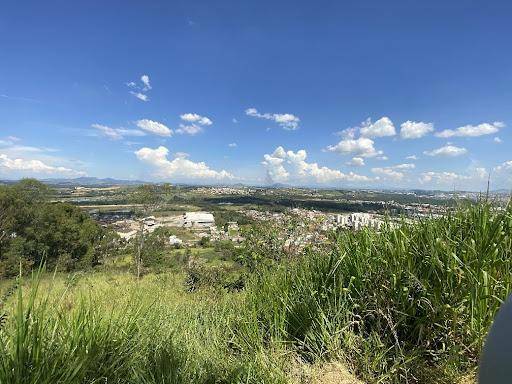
(0, 180), (111, 277)
(129, 184), (163, 278)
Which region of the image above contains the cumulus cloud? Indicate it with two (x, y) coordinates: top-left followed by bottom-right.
(135, 146), (234, 181)
(494, 137), (503, 144)
(400, 121), (434, 139)
(176, 124), (203, 135)
(435, 121), (505, 138)
(136, 119), (173, 137)
(176, 113), (213, 136)
(334, 127), (357, 139)
(406, 155), (418, 160)
(419, 168), (487, 188)
(325, 137), (383, 158)
(371, 167), (404, 181)
(359, 117), (396, 138)
(92, 124), (145, 140)
(494, 160), (512, 173)
(180, 113), (212, 126)
(262, 146), (371, 185)
(0, 153), (85, 177)
(245, 108), (300, 130)
(228, 143), (237, 148)
(424, 145), (467, 157)
(346, 157), (365, 167)
(371, 163), (415, 181)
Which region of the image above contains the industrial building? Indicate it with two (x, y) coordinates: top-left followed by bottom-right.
(182, 212), (215, 228)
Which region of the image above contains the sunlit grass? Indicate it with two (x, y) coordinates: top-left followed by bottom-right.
(1, 202), (510, 383)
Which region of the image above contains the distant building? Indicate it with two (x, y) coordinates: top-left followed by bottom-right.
(169, 235), (183, 246)
(182, 212), (215, 228)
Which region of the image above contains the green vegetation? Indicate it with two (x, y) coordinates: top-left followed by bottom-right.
(0, 179), (115, 278)
(1, 180), (510, 383)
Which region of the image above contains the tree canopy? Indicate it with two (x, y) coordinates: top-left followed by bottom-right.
(0, 179), (113, 277)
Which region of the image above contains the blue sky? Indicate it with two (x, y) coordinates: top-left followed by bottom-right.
(1, 0), (511, 190)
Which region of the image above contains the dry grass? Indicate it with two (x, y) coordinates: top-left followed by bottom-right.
(288, 360), (363, 384)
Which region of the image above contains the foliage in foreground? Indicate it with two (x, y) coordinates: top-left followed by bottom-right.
(243, 201), (512, 382)
(0, 272), (286, 384)
(0, 202), (510, 383)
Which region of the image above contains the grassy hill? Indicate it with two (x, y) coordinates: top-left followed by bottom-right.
(1, 202), (510, 383)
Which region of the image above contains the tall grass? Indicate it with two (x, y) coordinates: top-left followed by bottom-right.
(242, 201), (512, 382)
(0, 271), (287, 383)
(0, 202), (510, 383)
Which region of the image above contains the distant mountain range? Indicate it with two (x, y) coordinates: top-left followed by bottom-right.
(0, 177), (148, 187)
(43, 177), (149, 186)
(1, 177), (510, 194)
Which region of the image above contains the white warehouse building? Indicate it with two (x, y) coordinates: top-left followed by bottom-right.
(182, 212), (215, 228)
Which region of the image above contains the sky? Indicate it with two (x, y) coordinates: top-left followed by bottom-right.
(1, 0), (512, 191)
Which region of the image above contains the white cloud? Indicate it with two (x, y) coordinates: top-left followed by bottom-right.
(245, 108), (300, 130)
(400, 121), (434, 139)
(130, 92), (148, 102)
(406, 155), (418, 160)
(135, 146), (234, 181)
(376, 155), (388, 161)
(135, 119), (173, 137)
(0, 153), (85, 177)
(424, 145), (467, 157)
(419, 168), (487, 188)
(346, 157), (365, 167)
(394, 163), (416, 169)
(228, 143), (237, 148)
(435, 121), (505, 138)
(176, 124), (203, 136)
(359, 117), (396, 138)
(494, 137), (503, 143)
(371, 163), (415, 181)
(325, 137), (383, 158)
(262, 146), (371, 185)
(232, 118), (238, 123)
(372, 167), (404, 181)
(127, 75), (152, 101)
(176, 113), (213, 135)
(334, 127), (357, 139)
(92, 124), (145, 140)
(180, 113), (212, 126)
(141, 74), (151, 91)
(494, 160), (512, 173)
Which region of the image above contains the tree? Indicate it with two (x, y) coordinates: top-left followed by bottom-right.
(129, 184), (162, 278)
(0, 180), (109, 277)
